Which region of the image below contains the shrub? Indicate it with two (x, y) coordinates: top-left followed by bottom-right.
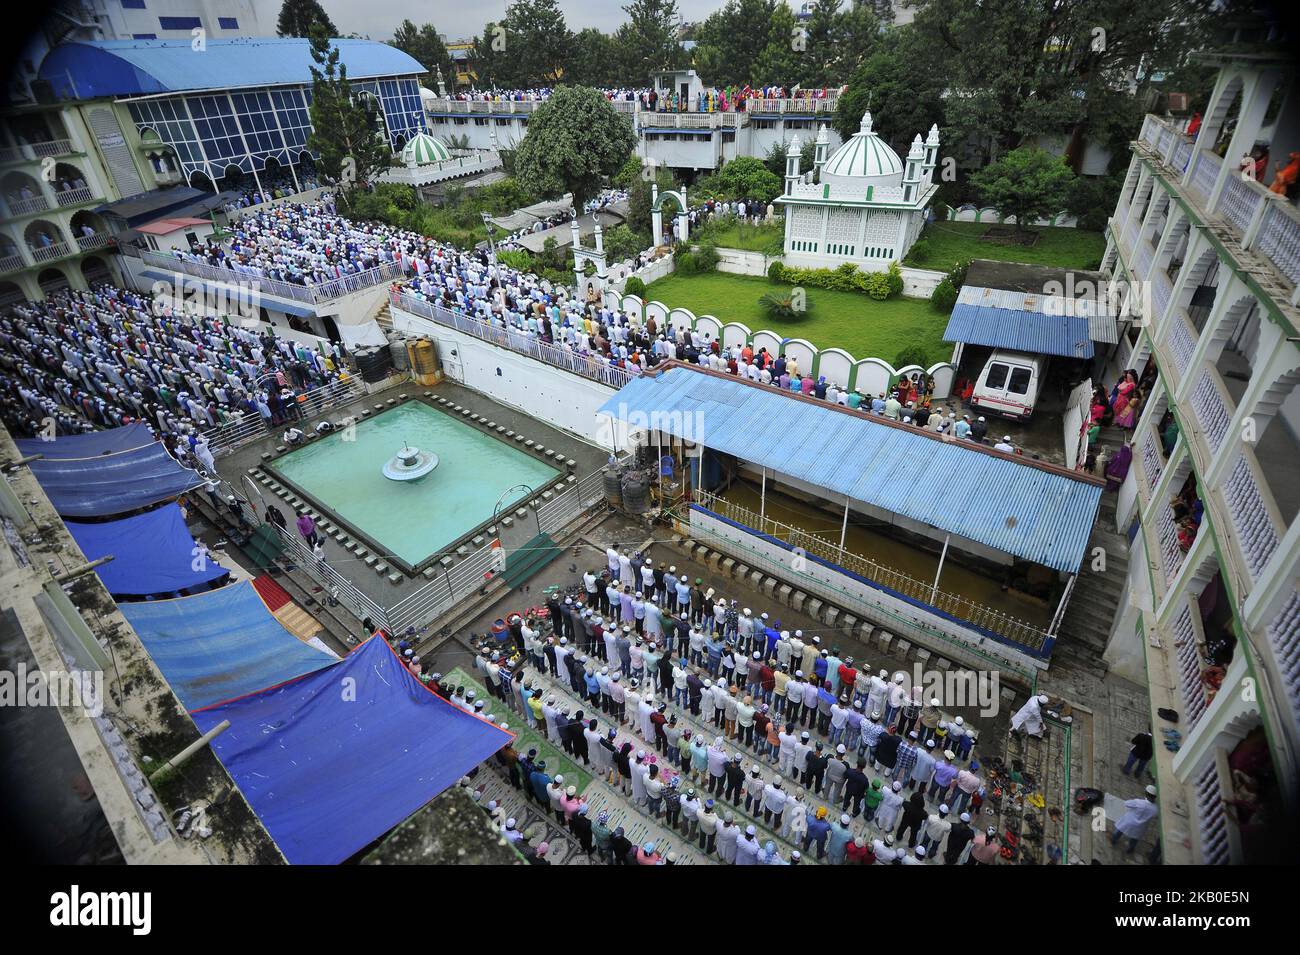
(759, 289), (812, 320)
(886, 261), (904, 297)
(677, 251), (699, 273)
(931, 277), (958, 311)
(948, 260), (970, 289)
(908, 237), (932, 264)
(768, 261), (785, 283)
(864, 271), (891, 300)
(894, 346), (931, 370)
(623, 276), (647, 299)
(692, 242), (720, 273)
(496, 249), (533, 272)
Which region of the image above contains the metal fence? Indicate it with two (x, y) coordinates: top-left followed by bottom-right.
(231, 496), (391, 633)
(692, 488), (1052, 655)
(141, 251), (406, 306)
(390, 290), (636, 389)
(536, 469), (607, 534)
(202, 376), (366, 456)
(385, 545), (501, 634)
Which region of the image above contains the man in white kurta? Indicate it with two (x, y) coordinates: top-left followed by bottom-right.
(1112, 786), (1159, 854)
(1010, 694), (1050, 736)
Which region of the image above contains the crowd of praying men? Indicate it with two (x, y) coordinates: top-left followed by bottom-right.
(437, 548), (999, 866)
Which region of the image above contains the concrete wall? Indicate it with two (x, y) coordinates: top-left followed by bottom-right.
(389, 306), (629, 451)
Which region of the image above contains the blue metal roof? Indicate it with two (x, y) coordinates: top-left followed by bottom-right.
(599, 366), (1102, 573)
(39, 38), (425, 100)
(943, 287), (1095, 359)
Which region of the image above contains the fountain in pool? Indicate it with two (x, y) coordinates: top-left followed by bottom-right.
(382, 443), (439, 481)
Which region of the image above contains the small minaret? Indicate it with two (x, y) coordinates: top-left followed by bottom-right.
(436, 67), (447, 98)
(922, 122), (940, 184)
(785, 134), (802, 194)
(903, 134), (924, 203)
(813, 124), (830, 182)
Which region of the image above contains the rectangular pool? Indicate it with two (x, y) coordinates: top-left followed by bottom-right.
(269, 402), (561, 569)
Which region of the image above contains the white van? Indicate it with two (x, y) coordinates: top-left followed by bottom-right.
(970, 350), (1045, 421)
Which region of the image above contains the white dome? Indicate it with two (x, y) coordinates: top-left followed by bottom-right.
(401, 132), (450, 166)
(819, 111), (904, 191)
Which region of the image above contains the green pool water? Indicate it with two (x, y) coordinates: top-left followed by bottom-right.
(270, 402), (560, 567)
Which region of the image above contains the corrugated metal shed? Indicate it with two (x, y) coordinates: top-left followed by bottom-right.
(40, 39), (424, 100)
(943, 284), (1118, 358)
(599, 367), (1102, 573)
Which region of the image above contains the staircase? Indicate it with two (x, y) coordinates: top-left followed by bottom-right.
(503, 532), (562, 589)
(1055, 492), (1129, 669)
(372, 298), (394, 331)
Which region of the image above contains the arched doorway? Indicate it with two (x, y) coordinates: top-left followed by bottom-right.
(0, 280), (26, 307)
(80, 255), (113, 287)
(2, 170), (47, 216)
(24, 220), (69, 263)
(70, 210), (110, 252)
(37, 267), (71, 297)
(50, 162), (92, 204)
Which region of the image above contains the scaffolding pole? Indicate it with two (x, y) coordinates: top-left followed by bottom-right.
(930, 533), (951, 604)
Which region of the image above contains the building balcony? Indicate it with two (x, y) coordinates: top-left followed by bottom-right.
(76, 232), (113, 252)
(0, 252), (27, 274)
(5, 194), (50, 217)
(29, 241), (72, 263)
(54, 186), (96, 207)
(0, 139), (77, 164)
(1138, 114), (1300, 302)
(1136, 421), (1166, 492)
(1219, 445), (1283, 584)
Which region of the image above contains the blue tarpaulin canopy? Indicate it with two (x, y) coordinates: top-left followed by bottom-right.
(192, 637), (514, 865)
(16, 422), (156, 459)
(23, 440), (202, 518)
(118, 582), (336, 711)
(66, 503), (228, 597)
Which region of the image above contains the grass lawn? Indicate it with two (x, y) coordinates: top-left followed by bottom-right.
(693, 219), (785, 253)
(906, 221), (1106, 273)
(643, 271), (953, 367)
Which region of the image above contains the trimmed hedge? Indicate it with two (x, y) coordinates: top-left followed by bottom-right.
(767, 260), (904, 300)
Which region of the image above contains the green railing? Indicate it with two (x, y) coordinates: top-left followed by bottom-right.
(1044, 712), (1073, 865)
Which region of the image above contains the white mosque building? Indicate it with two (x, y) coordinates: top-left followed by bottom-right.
(776, 111), (940, 271)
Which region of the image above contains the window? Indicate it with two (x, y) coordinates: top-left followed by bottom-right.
(132, 33), (156, 39)
(985, 363), (1009, 389)
(121, 0), (146, 8)
(1008, 368), (1032, 395)
(218, 17), (238, 29)
(158, 16), (202, 30)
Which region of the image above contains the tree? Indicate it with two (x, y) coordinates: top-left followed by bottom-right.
(751, 4), (804, 89)
(390, 21), (455, 87)
(277, 0), (336, 38)
(715, 156), (782, 205)
(305, 26), (391, 210)
(834, 27), (944, 154)
(513, 86), (637, 209)
(473, 0), (572, 88)
(692, 0), (780, 87)
(567, 28), (622, 87)
(613, 0), (684, 84)
(969, 147), (1077, 232)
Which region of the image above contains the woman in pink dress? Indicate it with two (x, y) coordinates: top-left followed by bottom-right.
(1115, 392), (1142, 430)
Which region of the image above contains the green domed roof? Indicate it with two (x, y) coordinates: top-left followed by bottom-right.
(820, 111), (903, 185)
(401, 133), (450, 165)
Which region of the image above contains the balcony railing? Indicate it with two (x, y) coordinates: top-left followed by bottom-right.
(1139, 424), (1165, 490)
(1134, 234), (1156, 277)
(0, 253), (26, 273)
(1222, 448), (1281, 581)
(1156, 504), (1187, 585)
(6, 194), (49, 216)
(1164, 310), (1197, 379)
(1151, 268), (1172, 320)
(1254, 199), (1300, 286)
(1189, 368), (1233, 455)
(1193, 760), (1232, 864)
(1265, 589), (1300, 728)
(54, 186), (95, 207)
(140, 250), (404, 306)
(76, 232), (112, 252)
(1187, 150), (1222, 206)
(29, 241), (72, 263)
(0, 139), (75, 163)
(1172, 602), (1209, 727)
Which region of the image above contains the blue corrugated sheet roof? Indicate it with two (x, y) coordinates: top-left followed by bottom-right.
(943, 285), (1096, 358)
(39, 38), (424, 100)
(599, 367), (1102, 573)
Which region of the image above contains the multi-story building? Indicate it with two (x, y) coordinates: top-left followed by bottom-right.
(1101, 50), (1299, 863)
(0, 36), (426, 304)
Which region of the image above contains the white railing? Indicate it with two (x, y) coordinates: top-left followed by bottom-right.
(31, 139), (74, 158)
(1165, 310), (1197, 378)
(745, 97), (839, 114)
(1194, 760), (1232, 864)
(692, 488), (1053, 652)
(1253, 199), (1300, 286)
(1223, 449), (1280, 580)
(201, 376), (366, 456)
(1157, 504), (1186, 585)
(76, 232), (112, 252)
(1266, 589), (1300, 728)
(1134, 234), (1155, 277)
(390, 289), (636, 390)
(142, 250), (405, 306)
(1190, 369), (1232, 454)
(1188, 150), (1222, 206)
(1151, 269), (1172, 320)
(1139, 425), (1164, 490)
(1123, 212), (1142, 252)
(234, 495), (391, 632)
(535, 468), (606, 535)
(0, 253), (25, 273)
(7, 194), (49, 216)
(1172, 603), (1209, 728)
(55, 186), (95, 207)
(385, 544), (500, 634)
(30, 241), (71, 263)
(1216, 175), (1265, 236)
(1171, 137), (1193, 173)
